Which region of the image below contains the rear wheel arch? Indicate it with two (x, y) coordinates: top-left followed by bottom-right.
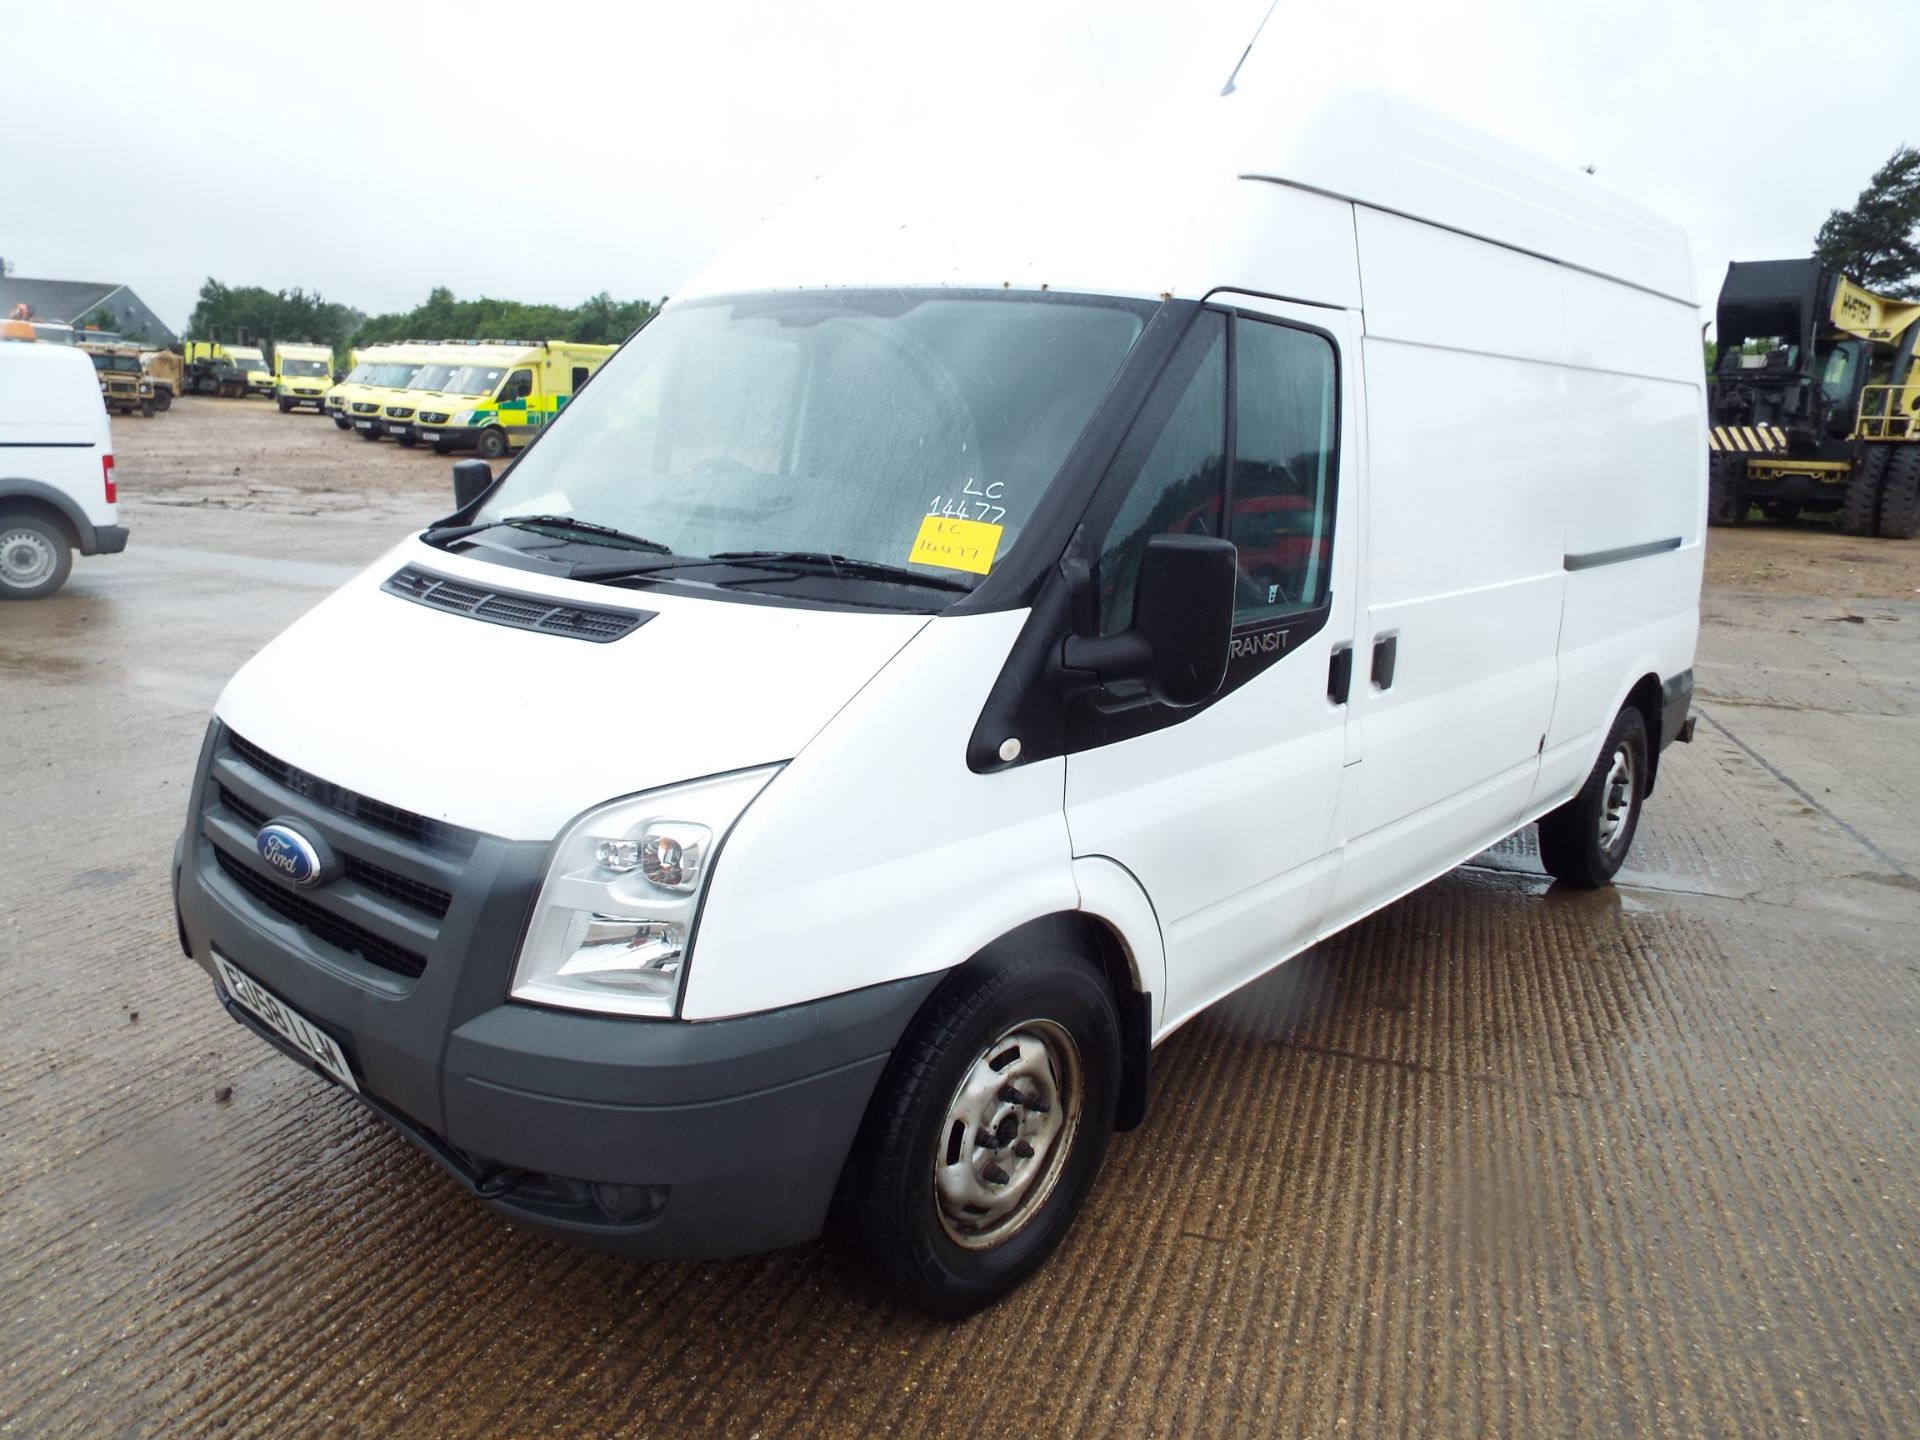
(0, 488), (83, 549)
(1624, 672), (1666, 792)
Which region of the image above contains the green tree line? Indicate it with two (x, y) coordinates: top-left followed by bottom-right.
(185, 279), (660, 359)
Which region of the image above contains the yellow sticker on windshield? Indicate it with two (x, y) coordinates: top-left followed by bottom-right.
(908, 515), (1002, 576)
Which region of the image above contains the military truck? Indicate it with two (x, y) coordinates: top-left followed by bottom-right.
(1707, 259), (1920, 536)
(80, 343), (156, 417)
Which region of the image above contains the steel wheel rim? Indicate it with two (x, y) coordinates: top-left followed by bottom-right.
(1598, 743), (1637, 852)
(933, 1018), (1083, 1249)
(1, 528), (55, 589)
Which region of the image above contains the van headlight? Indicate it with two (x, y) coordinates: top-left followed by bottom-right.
(509, 766), (781, 1017)
(452, 410), (477, 425)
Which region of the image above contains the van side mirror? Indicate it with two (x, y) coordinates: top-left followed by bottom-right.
(451, 458), (494, 510)
(1061, 534), (1237, 707)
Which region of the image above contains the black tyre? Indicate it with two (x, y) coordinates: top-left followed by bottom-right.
(477, 426), (512, 460)
(194, 374), (217, 396)
(835, 933), (1121, 1317)
(1874, 445), (1920, 540)
(277, 397), (293, 413)
(358, 425), (383, 442)
(153, 387), (172, 412)
(1538, 705), (1649, 888)
(140, 399), (154, 418)
(397, 432), (418, 449)
(1706, 451), (1747, 527)
(1841, 445), (1888, 537)
(432, 441), (454, 455)
(0, 512), (74, 600)
(332, 413), (350, 430)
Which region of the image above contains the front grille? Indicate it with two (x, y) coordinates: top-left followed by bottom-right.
(214, 849), (428, 978)
(387, 407), (415, 420)
(420, 411), (451, 425)
(218, 783), (451, 918)
(227, 731), (477, 855)
(352, 402), (380, 414)
(382, 565), (653, 643)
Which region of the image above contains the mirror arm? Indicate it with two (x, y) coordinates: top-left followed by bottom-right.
(1060, 631), (1153, 688)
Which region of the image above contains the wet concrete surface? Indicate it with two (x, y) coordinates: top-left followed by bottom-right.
(4, 408), (1919, 1436)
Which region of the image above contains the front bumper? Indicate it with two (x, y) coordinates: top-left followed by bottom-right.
(279, 390), (328, 408)
(349, 412), (387, 436)
(418, 423), (489, 452)
(171, 722), (937, 1257)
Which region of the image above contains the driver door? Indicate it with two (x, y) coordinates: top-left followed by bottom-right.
(1064, 295), (1362, 1031)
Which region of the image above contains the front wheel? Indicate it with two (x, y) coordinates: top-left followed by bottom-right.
(1538, 704), (1649, 888)
(835, 934), (1121, 1317)
(332, 413), (350, 430)
(1874, 445), (1920, 540)
(0, 513), (74, 600)
(477, 426), (512, 460)
(358, 426), (382, 442)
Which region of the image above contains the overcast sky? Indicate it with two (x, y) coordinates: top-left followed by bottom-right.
(6, 0), (1914, 334)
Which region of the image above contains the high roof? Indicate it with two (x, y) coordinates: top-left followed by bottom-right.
(676, 80), (1693, 308)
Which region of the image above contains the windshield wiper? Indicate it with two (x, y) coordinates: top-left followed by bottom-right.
(423, 514), (673, 554)
(705, 550), (976, 592)
(503, 515), (673, 553)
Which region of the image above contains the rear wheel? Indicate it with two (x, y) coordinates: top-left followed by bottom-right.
(1841, 445), (1888, 536)
(1538, 705), (1648, 888)
(153, 387), (172, 412)
(477, 426), (512, 460)
(835, 935), (1121, 1317)
(194, 374), (217, 396)
(0, 513), (73, 600)
(1707, 451), (1748, 527)
(1873, 445), (1920, 540)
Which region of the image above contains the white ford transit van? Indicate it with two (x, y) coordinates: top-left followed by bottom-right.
(0, 336), (127, 599)
(173, 88), (1705, 1315)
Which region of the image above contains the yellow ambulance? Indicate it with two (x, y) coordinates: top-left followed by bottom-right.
(273, 342), (335, 413)
(409, 340), (616, 458)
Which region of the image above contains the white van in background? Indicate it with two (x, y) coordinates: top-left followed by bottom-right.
(173, 85), (1704, 1316)
(0, 335), (126, 598)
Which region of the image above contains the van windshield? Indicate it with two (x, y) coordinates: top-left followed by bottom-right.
(443, 365), (505, 396)
(369, 363), (422, 386)
(476, 290), (1150, 593)
(281, 358), (330, 377)
(404, 364), (456, 390)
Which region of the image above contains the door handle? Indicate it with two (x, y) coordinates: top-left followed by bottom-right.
(1327, 644), (1353, 705)
(1371, 633), (1399, 690)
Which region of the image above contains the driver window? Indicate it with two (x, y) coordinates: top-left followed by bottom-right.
(499, 369), (533, 403)
(1229, 317), (1337, 624)
(1093, 312), (1226, 635)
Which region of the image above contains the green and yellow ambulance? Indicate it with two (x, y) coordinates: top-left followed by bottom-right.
(410, 340), (616, 458)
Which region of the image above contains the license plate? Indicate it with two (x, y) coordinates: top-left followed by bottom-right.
(356, 420), (376, 429)
(418, 430), (439, 441)
(213, 951), (360, 1093)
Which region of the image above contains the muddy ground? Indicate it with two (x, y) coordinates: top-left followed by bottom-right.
(3, 399), (1918, 1437)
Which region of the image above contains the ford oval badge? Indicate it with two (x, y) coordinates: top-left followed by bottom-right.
(256, 823), (324, 886)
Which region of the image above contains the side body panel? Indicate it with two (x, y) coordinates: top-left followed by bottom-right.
(1326, 208), (1569, 927)
(1535, 271), (1705, 804)
(0, 344), (115, 531)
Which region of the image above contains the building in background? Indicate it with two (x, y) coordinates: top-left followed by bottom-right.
(0, 275), (176, 346)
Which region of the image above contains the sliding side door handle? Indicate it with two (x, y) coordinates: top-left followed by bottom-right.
(1370, 633), (1399, 690)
